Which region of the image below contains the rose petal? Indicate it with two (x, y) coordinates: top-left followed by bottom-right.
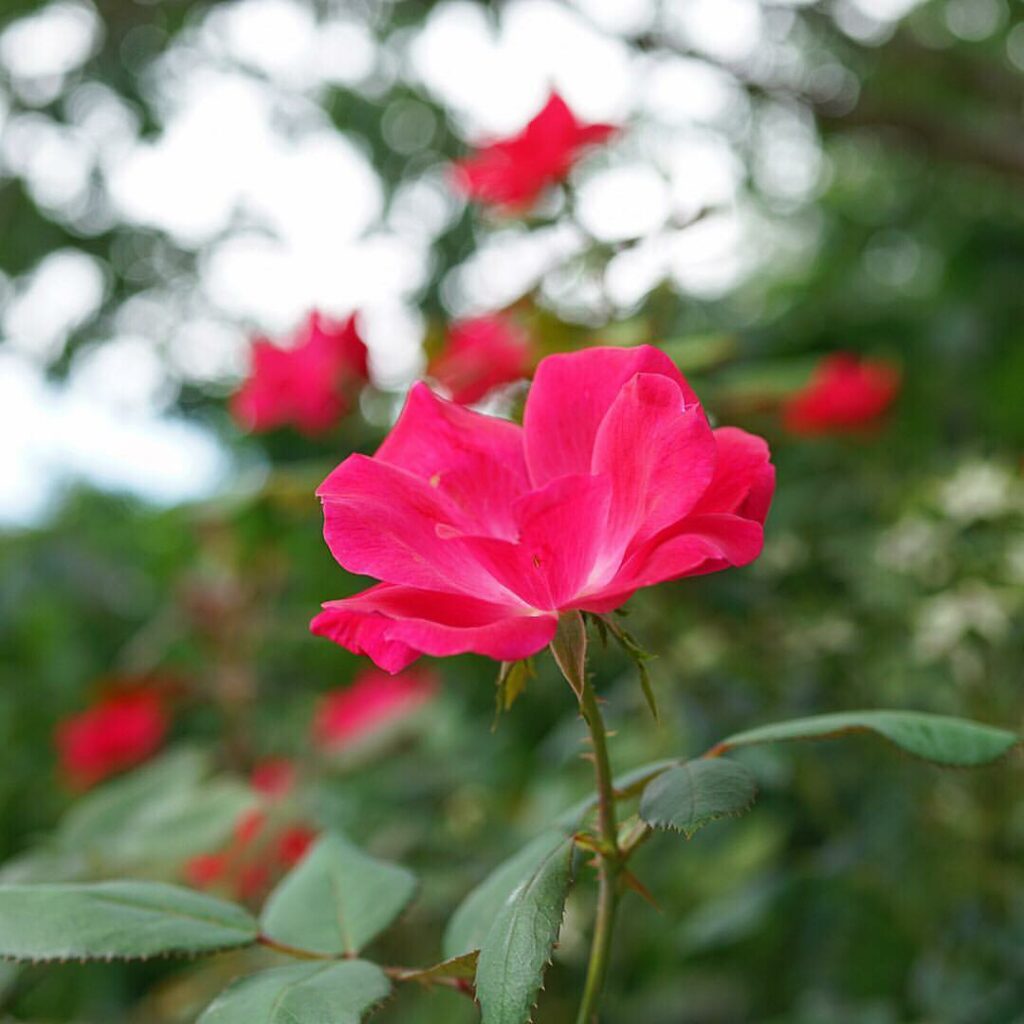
(375, 382), (529, 539)
(590, 372), (715, 581)
(457, 474), (612, 610)
(579, 514), (765, 612)
(318, 455), (516, 601)
(691, 426), (775, 522)
(311, 584), (557, 672)
(524, 346), (699, 487)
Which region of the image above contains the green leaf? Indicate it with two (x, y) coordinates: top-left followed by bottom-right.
(198, 960), (391, 1024)
(260, 832), (416, 957)
(443, 828), (573, 960)
(392, 951), (478, 985)
(708, 710), (1019, 767)
(0, 881), (257, 961)
(57, 748), (210, 850)
(475, 834), (574, 1024)
(550, 611), (587, 701)
(639, 760), (758, 839)
(106, 780), (256, 868)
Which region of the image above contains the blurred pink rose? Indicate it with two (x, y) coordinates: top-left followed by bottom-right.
(452, 92), (615, 211)
(783, 353), (900, 436)
(231, 311), (369, 436)
(430, 315), (533, 405)
(311, 345), (774, 672)
(313, 666), (437, 750)
(55, 689), (168, 790)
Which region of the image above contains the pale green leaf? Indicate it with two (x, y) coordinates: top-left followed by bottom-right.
(57, 748), (209, 850)
(0, 881), (257, 961)
(709, 710), (1018, 767)
(260, 833), (416, 957)
(198, 960), (391, 1024)
(640, 760), (758, 839)
(108, 779), (256, 867)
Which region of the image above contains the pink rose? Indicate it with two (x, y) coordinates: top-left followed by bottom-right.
(313, 666), (437, 750)
(783, 352), (900, 436)
(311, 346), (774, 673)
(430, 315), (533, 406)
(452, 93), (615, 212)
(55, 689), (168, 790)
(231, 311), (369, 436)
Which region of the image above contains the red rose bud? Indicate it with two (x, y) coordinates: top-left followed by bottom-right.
(277, 826), (317, 868)
(233, 808), (267, 847)
(183, 853), (228, 889)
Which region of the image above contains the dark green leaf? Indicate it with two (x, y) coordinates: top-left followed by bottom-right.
(260, 832), (416, 956)
(444, 829), (573, 960)
(640, 760), (758, 839)
(0, 881), (257, 961)
(475, 833), (574, 1024)
(709, 711), (1018, 767)
(198, 960), (391, 1023)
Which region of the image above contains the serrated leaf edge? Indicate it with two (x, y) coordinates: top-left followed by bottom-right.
(475, 837), (574, 1024)
(639, 762), (758, 840)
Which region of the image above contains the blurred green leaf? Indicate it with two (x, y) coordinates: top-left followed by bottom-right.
(474, 831), (574, 1024)
(660, 334), (739, 373)
(57, 748), (210, 850)
(709, 711), (1019, 767)
(198, 961), (391, 1024)
(639, 760), (758, 839)
(260, 832), (416, 957)
(0, 881), (257, 961)
(107, 779), (256, 868)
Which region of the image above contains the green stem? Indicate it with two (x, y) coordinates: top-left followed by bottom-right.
(575, 675), (621, 1024)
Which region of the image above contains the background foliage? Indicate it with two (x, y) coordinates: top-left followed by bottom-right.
(2, 0), (1023, 1021)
